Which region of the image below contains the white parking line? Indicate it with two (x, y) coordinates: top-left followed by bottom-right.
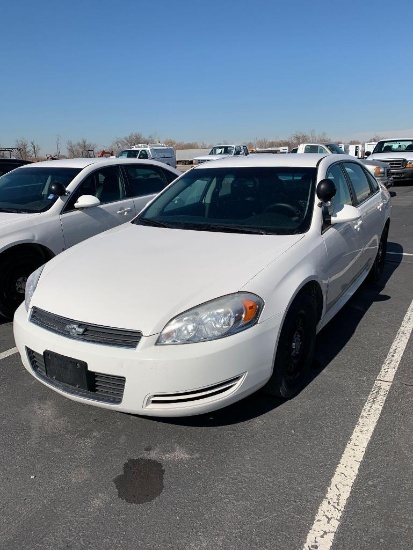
(303, 299), (413, 550)
(0, 347), (18, 360)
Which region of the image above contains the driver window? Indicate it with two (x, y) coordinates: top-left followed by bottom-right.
(64, 174), (98, 212)
(343, 162), (372, 204)
(63, 166), (124, 212)
(326, 164), (353, 209)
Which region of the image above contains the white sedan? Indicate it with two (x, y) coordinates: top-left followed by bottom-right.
(14, 154), (391, 417)
(0, 157), (180, 318)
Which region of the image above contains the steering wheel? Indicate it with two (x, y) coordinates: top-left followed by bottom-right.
(264, 202), (300, 216)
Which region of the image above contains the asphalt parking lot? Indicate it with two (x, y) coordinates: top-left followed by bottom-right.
(1, 184), (412, 550)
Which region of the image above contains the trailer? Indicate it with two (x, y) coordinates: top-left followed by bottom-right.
(176, 148), (210, 165)
(348, 144), (364, 158)
(364, 142), (378, 156)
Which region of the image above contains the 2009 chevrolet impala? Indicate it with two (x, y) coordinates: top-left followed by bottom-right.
(14, 154), (391, 417)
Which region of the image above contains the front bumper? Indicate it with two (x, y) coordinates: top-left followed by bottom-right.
(391, 167), (413, 182)
(14, 304), (281, 417)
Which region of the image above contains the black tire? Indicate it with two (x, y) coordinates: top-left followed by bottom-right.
(0, 252), (44, 319)
(263, 293), (317, 399)
(368, 227), (388, 283)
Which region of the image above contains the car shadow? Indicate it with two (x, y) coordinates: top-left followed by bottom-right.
(155, 247), (403, 428)
(306, 243), (403, 389)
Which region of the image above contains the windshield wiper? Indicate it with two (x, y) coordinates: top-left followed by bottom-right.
(0, 208), (27, 213)
(136, 218), (174, 228)
(137, 218), (272, 234)
(180, 223), (269, 235)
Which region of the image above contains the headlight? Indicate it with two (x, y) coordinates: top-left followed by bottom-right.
(373, 166), (385, 177)
(406, 160), (413, 168)
(157, 292), (264, 345)
(25, 265), (45, 311)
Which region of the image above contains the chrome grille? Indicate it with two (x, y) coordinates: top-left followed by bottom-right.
(30, 307), (142, 348)
(26, 348), (125, 404)
(384, 158), (405, 169)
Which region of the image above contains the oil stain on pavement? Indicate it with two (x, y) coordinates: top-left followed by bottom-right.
(113, 458), (165, 504)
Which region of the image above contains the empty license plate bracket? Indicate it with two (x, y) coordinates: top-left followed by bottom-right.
(44, 350), (89, 390)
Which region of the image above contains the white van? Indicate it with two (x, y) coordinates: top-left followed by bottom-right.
(117, 143), (176, 168)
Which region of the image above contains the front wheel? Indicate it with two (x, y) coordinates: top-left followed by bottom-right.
(0, 252), (44, 319)
(263, 294), (317, 399)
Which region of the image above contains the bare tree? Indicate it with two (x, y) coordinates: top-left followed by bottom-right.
(30, 140), (41, 159)
(66, 138), (97, 158)
(55, 135), (61, 158)
(14, 138), (31, 160)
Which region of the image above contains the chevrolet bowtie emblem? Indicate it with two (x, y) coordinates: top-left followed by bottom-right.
(65, 324), (86, 337)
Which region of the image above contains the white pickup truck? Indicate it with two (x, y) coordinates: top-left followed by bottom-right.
(291, 143), (393, 188)
(193, 144), (249, 165)
(365, 138), (413, 184)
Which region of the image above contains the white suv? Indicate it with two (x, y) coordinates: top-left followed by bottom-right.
(0, 157), (180, 318)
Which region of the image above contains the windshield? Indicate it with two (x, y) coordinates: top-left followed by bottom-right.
(209, 146), (234, 156)
(0, 167), (81, 213)
(325, 144), (346, 154)
(117, 150), (139, 158)
(134, 166), (317, 235)
(373, 140), (413, 154)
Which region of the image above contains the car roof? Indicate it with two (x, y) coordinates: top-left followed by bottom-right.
(0, 158), (32, 164)
(193, 152), (352, 169)
(378, 138), (413, 141)
(13, 157), (180, 171)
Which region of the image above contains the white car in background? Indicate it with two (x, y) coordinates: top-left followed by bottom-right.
(193, 144), (249, 164)
(14, 154), (391, 417)
(0, 157), (180, 318)
(117, 143), (177, 168)
(291, 143), (393, 188)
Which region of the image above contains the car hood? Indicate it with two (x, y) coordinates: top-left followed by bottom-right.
(370, 152), (413, 159)
(0, 211), (35, 228)
(362, 159), (389, 168)
(33, 223), (304, 335)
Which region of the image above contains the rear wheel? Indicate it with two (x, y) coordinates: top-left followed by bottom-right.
(263, 294), (317, 399)
(368, 227), (388, 283)
(0, 252), (44, 319)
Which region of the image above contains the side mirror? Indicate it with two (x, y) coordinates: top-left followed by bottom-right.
(331, 204), (361, 224)
(316, 179), (336, 203)
(364, 151), (371, 157)
(74, 195), (101, 209)
(49, 181), (66, 196)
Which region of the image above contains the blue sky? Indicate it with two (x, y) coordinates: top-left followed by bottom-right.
(2, 0), (412, 154)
